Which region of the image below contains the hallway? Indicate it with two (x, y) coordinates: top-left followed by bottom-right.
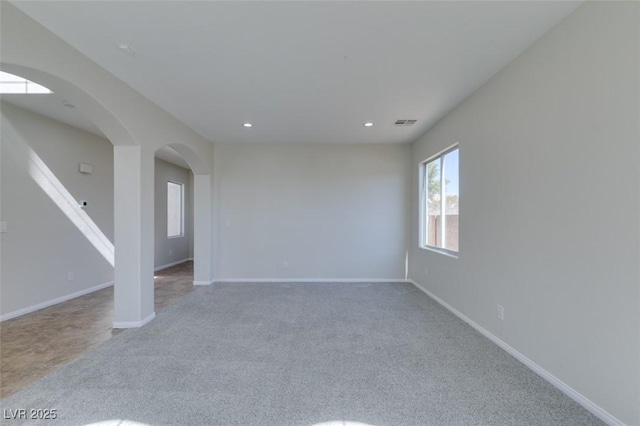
(0, 261), (195, 399)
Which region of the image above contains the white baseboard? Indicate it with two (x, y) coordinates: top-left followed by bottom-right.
(112, 312), (155, 329)
(407, 279), (624, 426)
(193, 279), (215, 286)
(154, 258), (192, 272)
(0, 280), (114, 322)
(214, 278), (407, 283)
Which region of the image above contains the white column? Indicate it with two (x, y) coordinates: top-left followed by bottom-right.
(193, 173), (214, 285)
(113, 146), (155, 328)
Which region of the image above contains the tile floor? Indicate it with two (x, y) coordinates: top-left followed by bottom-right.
(0, 261), (195, 399)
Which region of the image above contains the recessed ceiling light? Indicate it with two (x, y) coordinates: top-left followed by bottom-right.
(243, 123), (253, 128)
(363, 122), (374, 127)
(118, 43), (136, 56)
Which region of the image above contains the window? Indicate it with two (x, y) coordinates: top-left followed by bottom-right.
(167, 181), (184, 238)
(421, 146), (459, 254)
(0, 71), (52, 94)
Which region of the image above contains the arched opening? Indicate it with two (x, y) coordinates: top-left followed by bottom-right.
(0, 63), (212, 333)
(0, 66), (151, 396)
(2, 0), (217, 331)
(0, 64), (158, 331)
(1, 5), (214, 400)
(0, 66), (132, 316)
(153, 144), (212, 292)
(153, 146), (195, 307)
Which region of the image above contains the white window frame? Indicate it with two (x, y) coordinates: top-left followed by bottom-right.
(167, 181), (184, 239)
(419, 144), (459, 257)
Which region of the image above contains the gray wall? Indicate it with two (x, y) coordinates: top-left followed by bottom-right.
(0, 102), (114, 316)
(0, 103), (196, 316)
(409, 2), (639, 424)
(154, 158), (193, 269)
(214, 143), (411, 280)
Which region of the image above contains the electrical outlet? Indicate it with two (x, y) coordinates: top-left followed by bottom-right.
(0, 222), (7, 233)
(169, 249), (173, 256)
(497, 304), (504, 321)
(283, 261), (289, 269)
(68, 271), (75, 281)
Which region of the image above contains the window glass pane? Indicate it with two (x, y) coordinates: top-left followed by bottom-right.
(167, 182), (183, 237)
(422, 172), (429, 246)
(0, 82), (27, 94)
(426, 158), (441, 248)
(0, 71), (52, 94)
(0, 71), (26, 82)
(443, 149), (459, 251)
(26, 82), (53, 94)
(421, 146), (459, 253)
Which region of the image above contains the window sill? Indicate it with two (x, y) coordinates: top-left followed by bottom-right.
(419, 245), (459, 259)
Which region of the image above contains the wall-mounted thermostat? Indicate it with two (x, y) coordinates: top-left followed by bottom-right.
(79, 163), (93, 174)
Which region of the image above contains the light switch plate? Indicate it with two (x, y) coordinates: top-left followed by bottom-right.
(79, 163), (93, 174)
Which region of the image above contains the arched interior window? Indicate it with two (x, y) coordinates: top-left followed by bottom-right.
(0, 71), (52, 94)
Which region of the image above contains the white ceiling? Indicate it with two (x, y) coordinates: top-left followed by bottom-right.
(9, 1), (581, 145)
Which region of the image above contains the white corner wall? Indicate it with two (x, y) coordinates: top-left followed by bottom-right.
(409, 2), (639, 425)
(188, 171), (194, 260)
(214, 143), (411, 280)
(1, 102), (114, 318)
(154, 158), (193, 270)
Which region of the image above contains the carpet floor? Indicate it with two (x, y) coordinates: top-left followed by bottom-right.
(1, 282), (602, 425)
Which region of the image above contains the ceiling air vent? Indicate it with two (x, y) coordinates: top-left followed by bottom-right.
(394, 119), (417, 126)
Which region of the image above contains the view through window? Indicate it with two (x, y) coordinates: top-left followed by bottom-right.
(422, 146), (459, 253)
(167, 181), (184, 238)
